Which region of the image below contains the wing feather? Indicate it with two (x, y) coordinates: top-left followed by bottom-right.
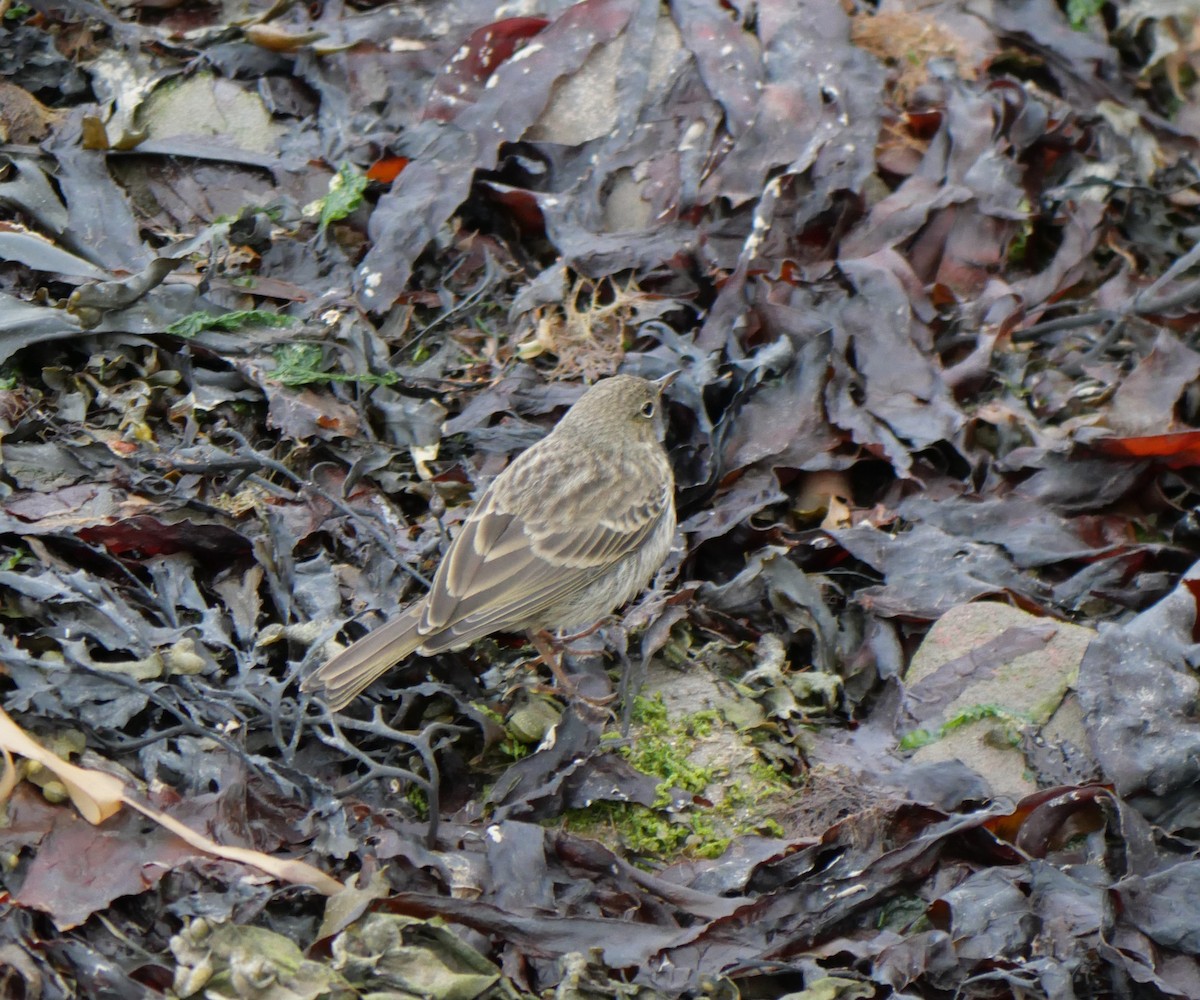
(418, 444), (670, 642)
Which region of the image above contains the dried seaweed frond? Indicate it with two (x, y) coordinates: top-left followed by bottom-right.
(517, 274), (655, 381)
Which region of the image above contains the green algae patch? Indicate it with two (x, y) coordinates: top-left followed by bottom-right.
(564, 694), (794, 863)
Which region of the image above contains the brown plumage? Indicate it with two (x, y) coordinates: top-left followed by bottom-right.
(302, 373), (677, 710)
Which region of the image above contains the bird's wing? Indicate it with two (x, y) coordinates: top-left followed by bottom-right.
(418, 443), (671, 647)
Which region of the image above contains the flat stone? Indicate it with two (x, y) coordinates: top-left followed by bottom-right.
(136, 73), (284, 154)
(905, 602), (1095, 800)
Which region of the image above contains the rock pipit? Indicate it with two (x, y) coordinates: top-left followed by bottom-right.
(303, 373), (677, 709)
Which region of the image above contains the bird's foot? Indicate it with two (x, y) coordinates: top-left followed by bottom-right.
(528, 629), (616, 708)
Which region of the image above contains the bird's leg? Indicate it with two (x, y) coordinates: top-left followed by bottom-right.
(529, 629), (574, 690)
(555, 616), (614, 644)
(527, 629), (616, 706)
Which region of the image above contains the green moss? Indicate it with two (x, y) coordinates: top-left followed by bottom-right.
(944, 703), (1028, 744)
(467, 702), (537, 763)
(900, 703), (1031, 750)
(405, 784), (429, 820)
(899, 728), (938, 751)
(685, 709), (721, 738)
(758, 818), (785, 838)
(623, 806), (691, 856)
(747, 759), (795, 788)
(1065, 0), (1103, 29)
(500, 738), (530, 761)
(687, 813), (730, 859)
(563, 790), (786, 862)
(560, 693), (799, 863)
(714, 765), (789, 840)
(563, 802), (732, 860)
(622, 734), (714, 804)
(630, 692), (669, 732)
(471, 703), (505, 726)
(621, 695), (720, 805)
(720, 781), (757, 811)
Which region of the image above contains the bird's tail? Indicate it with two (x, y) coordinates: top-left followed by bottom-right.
(301, 606), (425, 711)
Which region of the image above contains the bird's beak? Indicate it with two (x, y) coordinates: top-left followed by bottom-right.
(653, 370), (680, 393)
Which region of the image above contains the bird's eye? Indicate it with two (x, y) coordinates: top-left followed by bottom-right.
(640, 400), (655, 418)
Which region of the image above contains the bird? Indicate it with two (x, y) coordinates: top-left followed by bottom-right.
(302, 372), (678, 710)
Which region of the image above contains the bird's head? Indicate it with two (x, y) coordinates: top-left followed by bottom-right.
(555, 372), (677, 447)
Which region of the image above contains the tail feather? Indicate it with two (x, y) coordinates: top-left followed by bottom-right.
(302, 605), (426, 710)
